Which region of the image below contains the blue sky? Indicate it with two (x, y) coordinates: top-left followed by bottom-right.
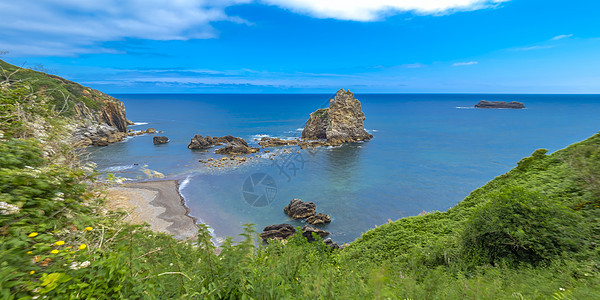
(1, 0), (599, 93)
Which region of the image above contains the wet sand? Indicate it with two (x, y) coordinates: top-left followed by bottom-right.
(105, 180), (198, 239)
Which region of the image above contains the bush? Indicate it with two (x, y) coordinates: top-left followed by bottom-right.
(460, 187), (584, 266)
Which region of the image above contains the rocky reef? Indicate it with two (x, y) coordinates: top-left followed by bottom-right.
(153, 136), (169, 145)
(302, 89), (373, 144)
(475, 100), (525, 109)
(188, 134), (258, 155)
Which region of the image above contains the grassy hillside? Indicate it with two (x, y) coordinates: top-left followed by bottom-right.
(0, 59), (115, 116)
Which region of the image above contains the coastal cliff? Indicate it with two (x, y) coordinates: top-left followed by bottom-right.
(302, 89), (373, 144)
(0, 59), (132, 146)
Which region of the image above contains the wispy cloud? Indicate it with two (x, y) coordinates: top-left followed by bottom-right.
(261, 0), (510, 21)
(0, 0), (252, 56)
(513, 45), (554, 51)
(551, 34), (573, 41)
(400, 63), (426, 69)
(453, 61), (478, 66)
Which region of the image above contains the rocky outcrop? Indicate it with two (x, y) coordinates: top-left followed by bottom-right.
(302, 89), (373, 144)
(259, 223), (296, 241)
(189, 135), (258, 155)
(475, 100), (525, 109)
(258, 224), (330, 242)
(324, 238), (341, 250)
(153, 136), (169, 144)
(215, 139), (259, 155)
(306, 213), (331, 225)
(71, 124), (127, 147)
(302, 108), (329, 140)
(301, 225), (330, 241)
(284, 199), (316, 219)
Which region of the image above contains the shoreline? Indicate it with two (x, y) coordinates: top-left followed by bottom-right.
(105, 179), (199, 239)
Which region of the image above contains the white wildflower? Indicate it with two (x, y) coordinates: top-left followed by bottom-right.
(0, 201), (20, 215)
(80, 261), (90, 268)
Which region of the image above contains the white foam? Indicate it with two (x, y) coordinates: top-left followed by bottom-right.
(102, 164), (135, 172)
(131, 122), (149, 126)
(179, 175), (193, 191)
(455, 107), (476, 109)
(250, 134), (271, 140)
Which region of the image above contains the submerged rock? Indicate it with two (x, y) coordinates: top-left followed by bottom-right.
(306, 213), (331, 225)
(302, 89), (373, 144)
(284, 199), (316, 219)
(475, 100), (525, 109)
(153, 136), (169, 144)
(258, 137), (335, 149)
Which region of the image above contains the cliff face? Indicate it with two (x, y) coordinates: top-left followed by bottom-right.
(0, 59), (132, 145)
(302, 89), (373, 143)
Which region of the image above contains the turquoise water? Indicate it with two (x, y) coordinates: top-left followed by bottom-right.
(87, 94), (600, 244)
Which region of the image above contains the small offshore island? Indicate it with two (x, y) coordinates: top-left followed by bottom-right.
(1, 59), (599, 299)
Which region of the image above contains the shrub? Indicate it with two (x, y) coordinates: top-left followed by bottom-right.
(460, 187), (584, 266)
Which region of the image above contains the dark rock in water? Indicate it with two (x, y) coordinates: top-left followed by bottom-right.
(302, 108), (329, 140)
(302, 89), (373, 144)
(188, 135), (258, 155)
(324, 238), (340, 250)
(301, 225), (329, 241)
(260, 223), (296, 241)
(284, 199), (316, 219)
(259, 224), (332, 245)
(153, 136), (169, 144)
(306, 213), (331, 225)
(214, 138), (259, 156)
(475, 100), (525, 109)
(145, 128), (157, 134)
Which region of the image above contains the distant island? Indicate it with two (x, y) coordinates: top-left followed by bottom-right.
(475, 100), (525, 109)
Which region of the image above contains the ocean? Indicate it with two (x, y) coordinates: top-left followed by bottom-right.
(86, 94), (600, 244)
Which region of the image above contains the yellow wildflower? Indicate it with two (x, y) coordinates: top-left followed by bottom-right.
(26, 251), (32, 254)
(78, 244), (87, 250)
(84, 227), (93, 231)
(50, 249), (59, 254)
(29, 271), (35, 275)
(54, 241), (65, 246)
(28, 232), (38, 238)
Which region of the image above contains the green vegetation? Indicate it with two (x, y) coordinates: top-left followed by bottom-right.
(1, 64), (599, 298)
(1, 59), (112, 118)
(312, 108), (329, 119)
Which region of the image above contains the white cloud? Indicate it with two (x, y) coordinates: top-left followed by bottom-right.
(551, 34), (573, 41)
(0, 0), (251, 56)
(261, 0), (510, 21)
(453, 61), (478, 66)
(513, 45), (554, 51)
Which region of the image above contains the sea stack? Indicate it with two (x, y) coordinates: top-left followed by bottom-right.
(302, 89), (373, 144)
(475, 100), (525, 109)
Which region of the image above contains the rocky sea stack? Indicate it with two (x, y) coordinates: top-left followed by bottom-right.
(475, 100), (525, 109)
(302, 89), (373, 144)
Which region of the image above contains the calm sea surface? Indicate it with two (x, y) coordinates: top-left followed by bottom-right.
(86, 94), (600, 244)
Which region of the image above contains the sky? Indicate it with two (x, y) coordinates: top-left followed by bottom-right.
(1, 0), (599, 94)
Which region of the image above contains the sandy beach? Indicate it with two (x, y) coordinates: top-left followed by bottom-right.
(105, 180), (198, 239)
